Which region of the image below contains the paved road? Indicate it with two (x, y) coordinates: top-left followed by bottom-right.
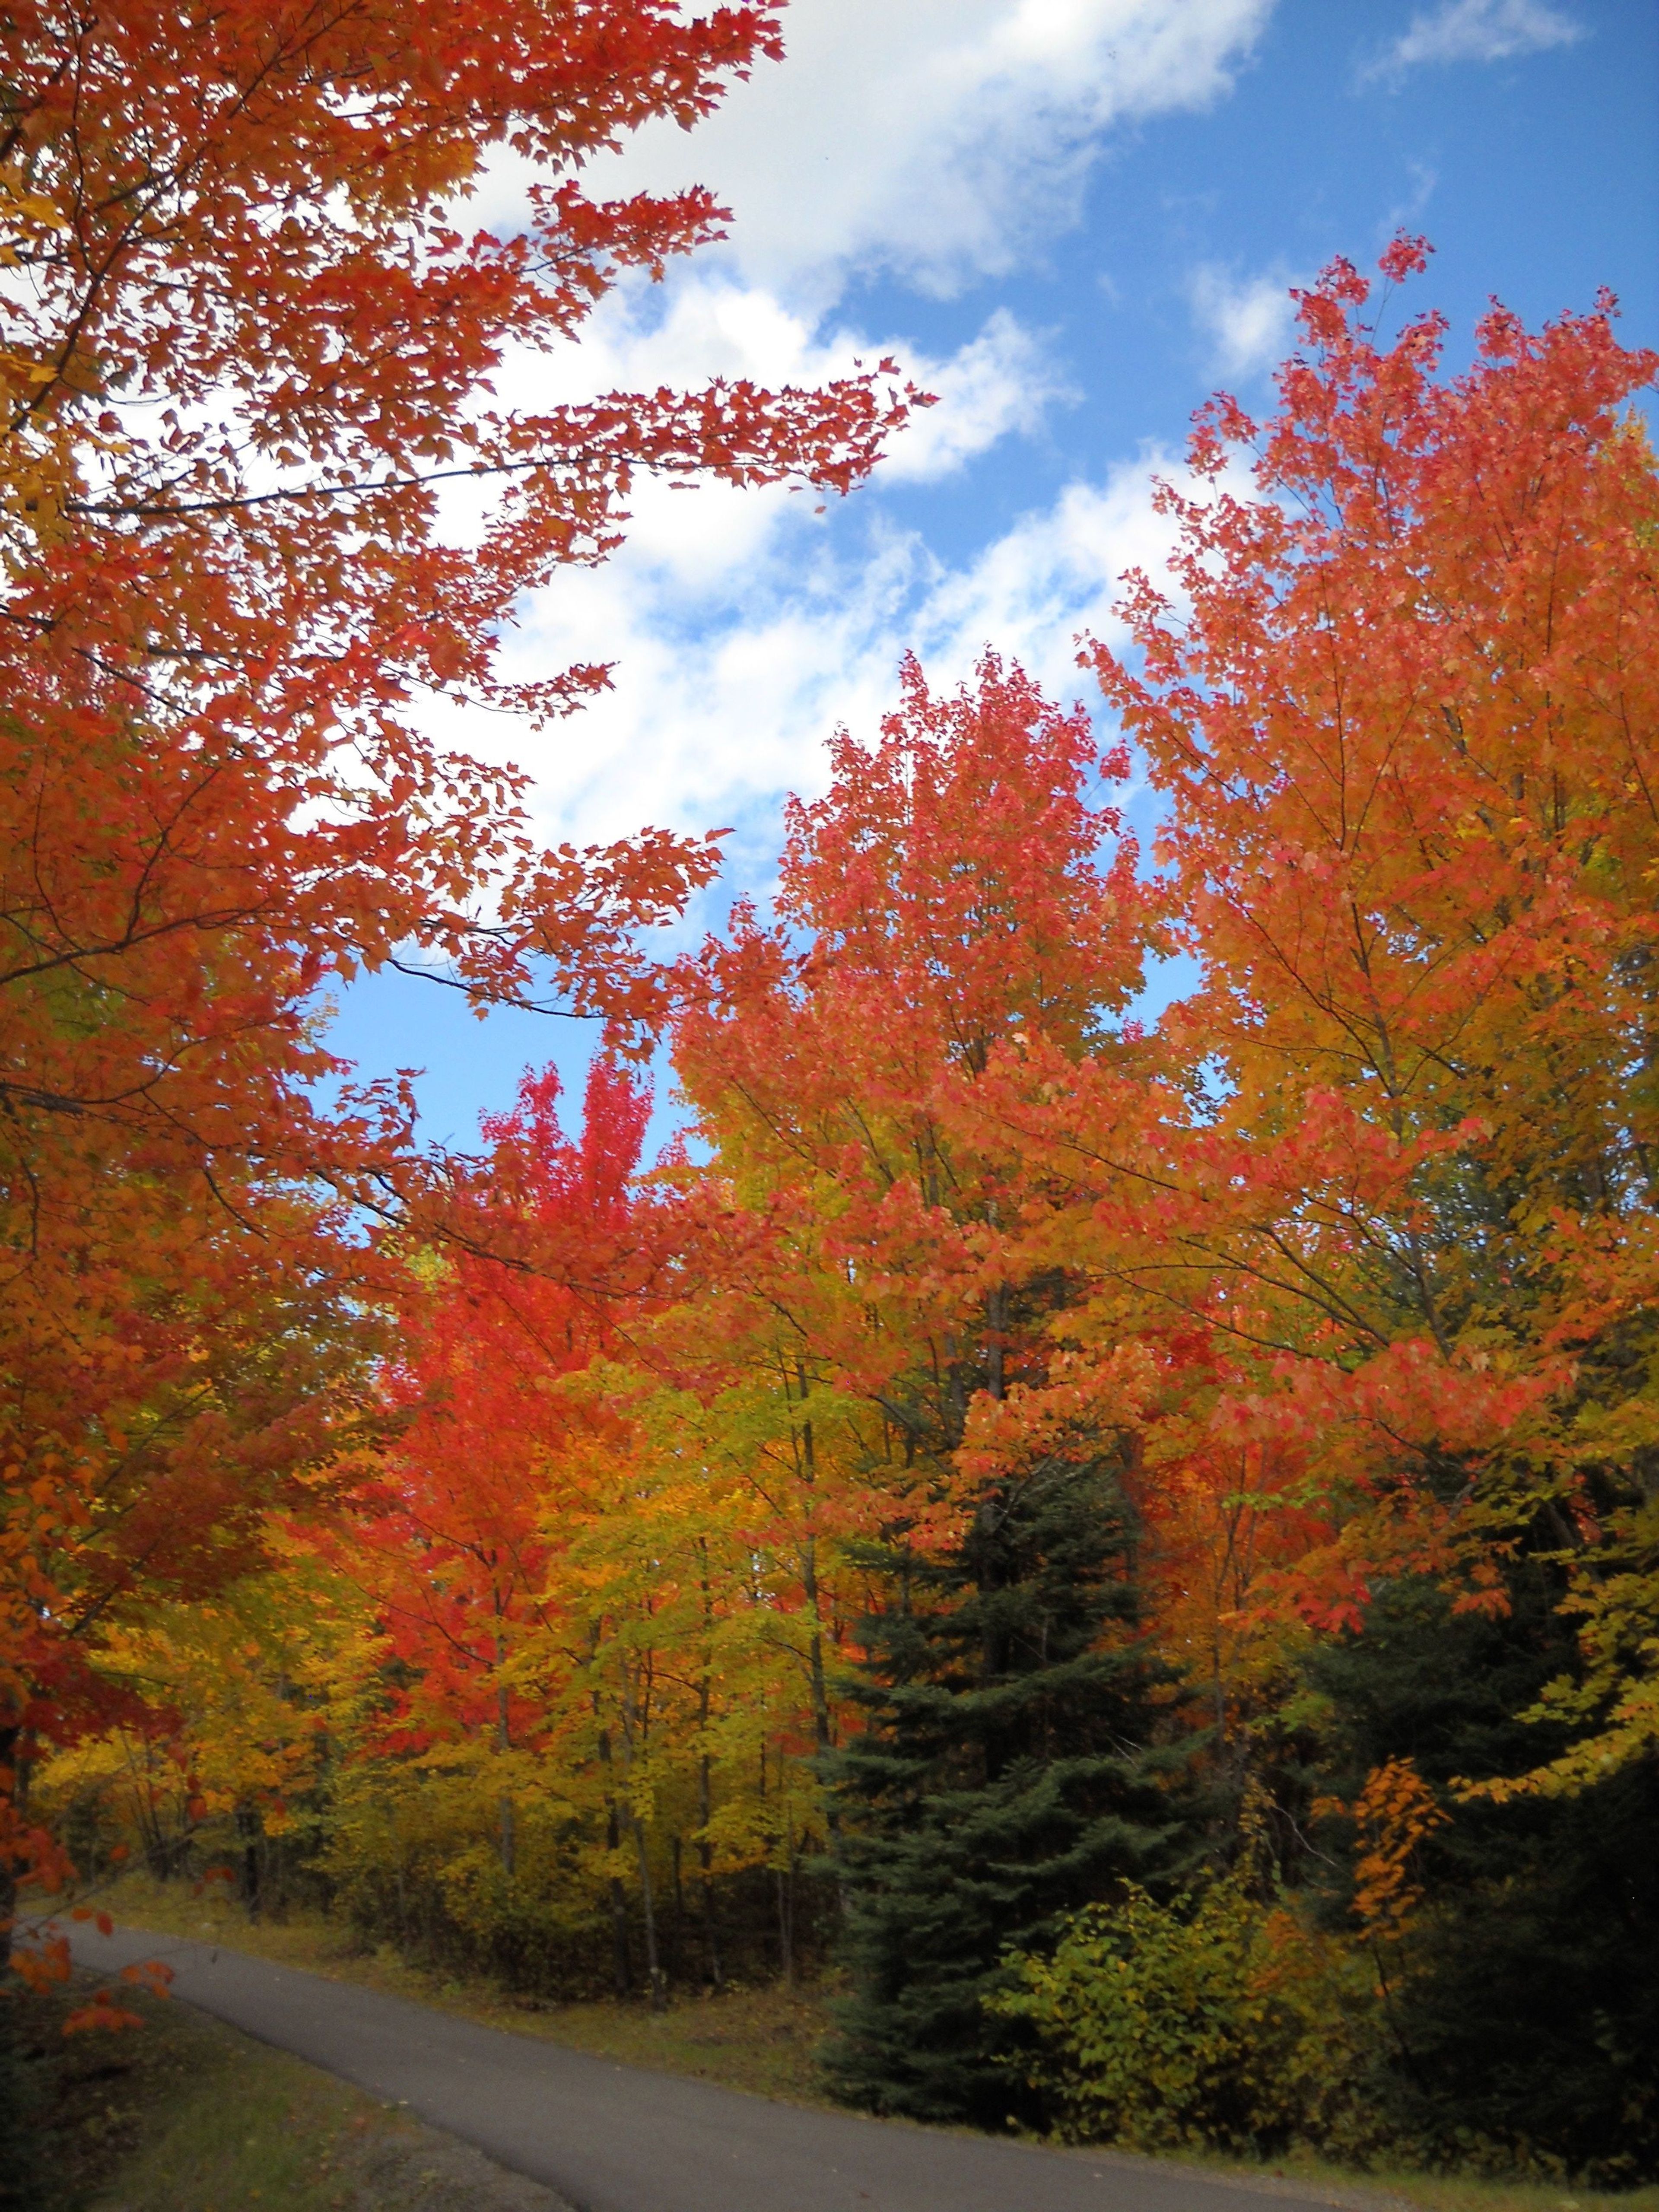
(68, 1922), (1345, 2212)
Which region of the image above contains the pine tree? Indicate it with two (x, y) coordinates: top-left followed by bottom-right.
(822, 1447), (1190, 2127)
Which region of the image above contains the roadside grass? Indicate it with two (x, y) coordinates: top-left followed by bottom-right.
(89, 1873), (1659, 2212)
(1105, 2150), (1659, 2212)
(18, 1969), (566, 2212)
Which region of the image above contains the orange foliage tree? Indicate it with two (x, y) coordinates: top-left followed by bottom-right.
(984, 238), (1659, 1782)
(666, 652), (1162, 1734)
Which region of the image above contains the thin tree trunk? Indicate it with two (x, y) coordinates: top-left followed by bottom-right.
(795, 1399), (836, 1760)
(697, 1751), (723, 1989)
(671, 1832), (684, 1979)
(598, 1724), (632, 1998)
(619, 1661), (666, 2011)
(0, 1723), (19, 1958)
(695, 1548), (724, 1988)
(776, 1826), (796, 1988)
(493, 1595), (515, 1878)
(133, 1734), (168, 1878)
(235, 1802), (261, 1921)
(985, 1280), (1008, 1403)
(794, 1405), (849, 1923)
(631, 1811), (666, 2011)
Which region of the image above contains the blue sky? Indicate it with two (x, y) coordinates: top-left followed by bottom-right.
(325, 0), (1659, 1153)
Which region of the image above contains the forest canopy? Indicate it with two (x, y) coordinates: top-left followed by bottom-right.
(3, 3), (1657, 2189)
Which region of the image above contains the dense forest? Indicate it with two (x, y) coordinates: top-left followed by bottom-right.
(3, 3), (1657, 2193)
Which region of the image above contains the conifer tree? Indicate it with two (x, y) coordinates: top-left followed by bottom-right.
(823, 1444), (1189, 2126)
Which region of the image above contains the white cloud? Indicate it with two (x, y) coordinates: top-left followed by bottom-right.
(442, 446), (1206, 859)
(439, 280), (1072, 576)
(506, 0), (1274, 306)
(879, 308), (1076, 482)
(1185, 262), (1301, 381)
(1373, 0), (1585, 75)
(416, 5), (1276, 878)
(906, 461), (1187, 689)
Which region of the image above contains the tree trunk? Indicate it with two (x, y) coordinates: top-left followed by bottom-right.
(694, 1549), (725, 1987)
(776, 1828), (796, 1989)
(0, 1723), (19, 1958)
(697, 1751), (723, 1990)
(599, 1731), (632, 1999)
(631, 1812), (666, 2011)
(671, 1832), (684, 1979)
(494, 1600), (515, 1878)
(618, 1663), (666, 2012)
(235, 1802), (261, 1921)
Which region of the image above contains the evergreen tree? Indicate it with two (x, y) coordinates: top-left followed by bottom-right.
(822, 1448), (1190, 2127)
(1304, 1569), (1659, 2182)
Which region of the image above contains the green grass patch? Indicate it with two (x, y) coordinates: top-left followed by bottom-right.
(75, 1993), (379, 2211)
(489, 1978), (832, 2103)
(10, 1968), (565, 2212)
(1135, 2150), (1659, 2212)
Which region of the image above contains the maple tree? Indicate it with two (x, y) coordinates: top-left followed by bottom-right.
(968, 238), (1659, 1768)
(1093, 238), (1659, 1767)
(305, 1053), (837, 2003)
(350, 1060), (656, 1866)
(669, 648), (1157, 1498)
(932, 242), (1659, 2168)
(640, 658), (1152, 1869)
(0, 0), (919, 1972)
(331, 1057), (757, 2005)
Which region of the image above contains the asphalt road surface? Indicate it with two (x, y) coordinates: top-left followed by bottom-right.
(68, 1922), (1355, 2212)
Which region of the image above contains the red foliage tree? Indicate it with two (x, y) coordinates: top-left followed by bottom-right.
(0, 0), (918, 1942)
(353, 1058), (658, 1872)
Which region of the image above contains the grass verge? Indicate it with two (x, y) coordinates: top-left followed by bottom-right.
(1094, 2147), (1659, 2212)
(11, 1968), (567, 2212)
(86, 1874), (1659, 2212)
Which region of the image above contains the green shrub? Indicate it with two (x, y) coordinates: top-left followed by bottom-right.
(990, 1873), (1379, 2156)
